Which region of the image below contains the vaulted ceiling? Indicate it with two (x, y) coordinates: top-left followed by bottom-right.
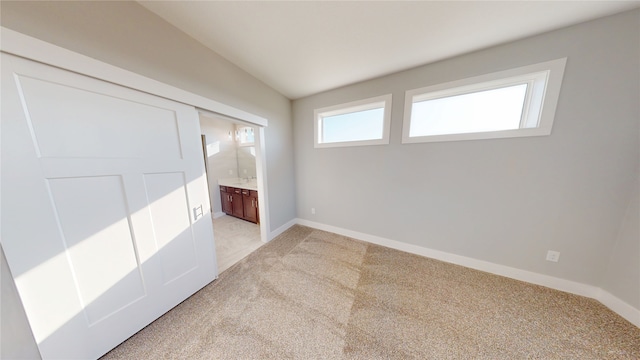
(139, 1), (640, 99)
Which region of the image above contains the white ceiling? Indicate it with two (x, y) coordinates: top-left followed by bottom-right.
(139, 1), (640, 100)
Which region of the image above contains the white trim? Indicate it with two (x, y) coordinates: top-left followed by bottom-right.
(255, 126), (270, 244)
(596, 289), (640, 328)
(402, 58), (566, 144)
(314, 94), (392, 148)
(0, 27), (268, 127)
(212, 211), (226, 219)
(295, 218), (639, 328)
(269, 218), (297, 241)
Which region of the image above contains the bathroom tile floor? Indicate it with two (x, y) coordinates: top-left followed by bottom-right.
(212, 215), (263, 273)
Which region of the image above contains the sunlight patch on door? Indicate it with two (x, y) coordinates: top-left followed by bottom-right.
(47, 176), (146, 326)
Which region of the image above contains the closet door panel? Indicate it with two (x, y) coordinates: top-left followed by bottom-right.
(1, 53), (217, 360)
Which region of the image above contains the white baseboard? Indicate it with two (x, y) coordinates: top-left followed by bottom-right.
(268, 218), (298, 241)
(212, 211), (226, 219)
(295, 218), (639, 328)
(596, 289), (640, 327)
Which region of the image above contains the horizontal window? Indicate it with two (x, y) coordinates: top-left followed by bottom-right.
(314, 94), (392, 148)
(403, 58), (566, 143)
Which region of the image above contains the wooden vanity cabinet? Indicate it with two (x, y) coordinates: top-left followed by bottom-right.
(219, 185), (259, 224)
(242, 189), (259, 223)
(220, 186), (233, 215)
(231, 187), (244, 218)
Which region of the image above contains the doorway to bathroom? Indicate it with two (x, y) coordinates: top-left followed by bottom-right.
(199, 112), (266, 272)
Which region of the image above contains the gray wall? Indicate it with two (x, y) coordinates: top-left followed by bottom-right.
(602, 170), (640, 308)
(293, 9), (639, 306)
(0, 0), (296, 233)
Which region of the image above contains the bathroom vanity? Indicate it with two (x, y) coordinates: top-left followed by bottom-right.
(219, 178), (259, 223)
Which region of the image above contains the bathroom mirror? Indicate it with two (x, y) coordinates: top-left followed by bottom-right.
(236, 146), (256, 178)
(235, 126), (256, 178)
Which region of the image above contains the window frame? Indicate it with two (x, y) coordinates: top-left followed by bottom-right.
(236, 125), (255, 147)
(314, 94), (392, 148)
(402, 58), (567, 144)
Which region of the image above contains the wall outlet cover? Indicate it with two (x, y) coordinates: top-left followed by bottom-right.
(546, 250), (560, 262)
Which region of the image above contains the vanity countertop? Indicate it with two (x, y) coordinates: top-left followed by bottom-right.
(218, 178), (258, 191)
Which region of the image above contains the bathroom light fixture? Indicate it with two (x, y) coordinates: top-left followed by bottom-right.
(228, 130), (240, 141)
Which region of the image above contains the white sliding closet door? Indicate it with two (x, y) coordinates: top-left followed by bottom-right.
(1, 53), (217, 359)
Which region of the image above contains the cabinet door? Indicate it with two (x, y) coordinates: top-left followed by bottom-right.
(220, 188), (233, 215)
(242, 191), (258, 223)
(253, 190), (260, 224)
(231, 189), (244, 218)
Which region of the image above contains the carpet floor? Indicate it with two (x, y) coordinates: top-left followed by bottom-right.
(102, 225), (640, 359)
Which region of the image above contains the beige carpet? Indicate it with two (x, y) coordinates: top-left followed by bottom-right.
(102, 225), (640, 359)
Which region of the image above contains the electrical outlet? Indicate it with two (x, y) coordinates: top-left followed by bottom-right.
(311, 208), (316, 215)
(228, 169), (233, 175)
(546, 250), (560, 262)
